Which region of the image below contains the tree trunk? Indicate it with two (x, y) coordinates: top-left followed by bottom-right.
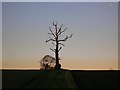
(56, 42), (59, 64)
(55, 35), (60, 69)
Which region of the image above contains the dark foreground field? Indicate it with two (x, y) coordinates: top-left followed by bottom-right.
(71, 70), (119, 88)
(2, 69), (119, 89)
(2, 69), (78, 89)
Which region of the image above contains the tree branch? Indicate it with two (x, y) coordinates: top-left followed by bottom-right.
(52, 42), (56, 46)
(53, 21), (57, 27)
(58, 47), (62, 52)
(50, 48), (55, 52)
(58, 43), (65, 46)
(49, 27), (56, 38)
(58, 34), (73, 42)
(69, 34), (73, 38)
(57, 24), (63, 34)
(46, 38), (56, 42)
(58, 27), (67, 36)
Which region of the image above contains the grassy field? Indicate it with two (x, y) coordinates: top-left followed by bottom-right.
(71, 70), (119, 88)
(2, 69), (78, 89)
(2, 69), (119, 89)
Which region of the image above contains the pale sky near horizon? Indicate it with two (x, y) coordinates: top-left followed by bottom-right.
(2, 2), (118, 70)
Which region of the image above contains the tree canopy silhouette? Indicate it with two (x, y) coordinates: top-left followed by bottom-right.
(46, 21), (73, 69)
(40, 55), (56, 70)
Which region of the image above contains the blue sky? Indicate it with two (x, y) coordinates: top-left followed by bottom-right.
(2, 2), (118, 70)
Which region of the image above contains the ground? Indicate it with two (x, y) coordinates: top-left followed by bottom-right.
(2, 69), (119, 89)
(71, 70), (119, 88)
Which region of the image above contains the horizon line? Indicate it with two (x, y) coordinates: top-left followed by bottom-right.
(1, 68), (118, 70)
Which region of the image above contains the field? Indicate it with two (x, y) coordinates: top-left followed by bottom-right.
(71, 70), (119, 88)
(2, 69), (119, 89)
(2, 69), (78, 89)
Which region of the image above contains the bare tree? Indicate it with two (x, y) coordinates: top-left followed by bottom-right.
(46, 21), (73, 69)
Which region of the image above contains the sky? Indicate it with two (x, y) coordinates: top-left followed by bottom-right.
(2, 2), (118, 70)
(0, 2), (2, 69)
(1, 0), (120, 2)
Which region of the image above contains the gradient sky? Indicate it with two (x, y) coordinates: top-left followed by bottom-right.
(2, 0), (120, 2)
(0, 1), (2, 69)
(2, 2), (118, 70)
